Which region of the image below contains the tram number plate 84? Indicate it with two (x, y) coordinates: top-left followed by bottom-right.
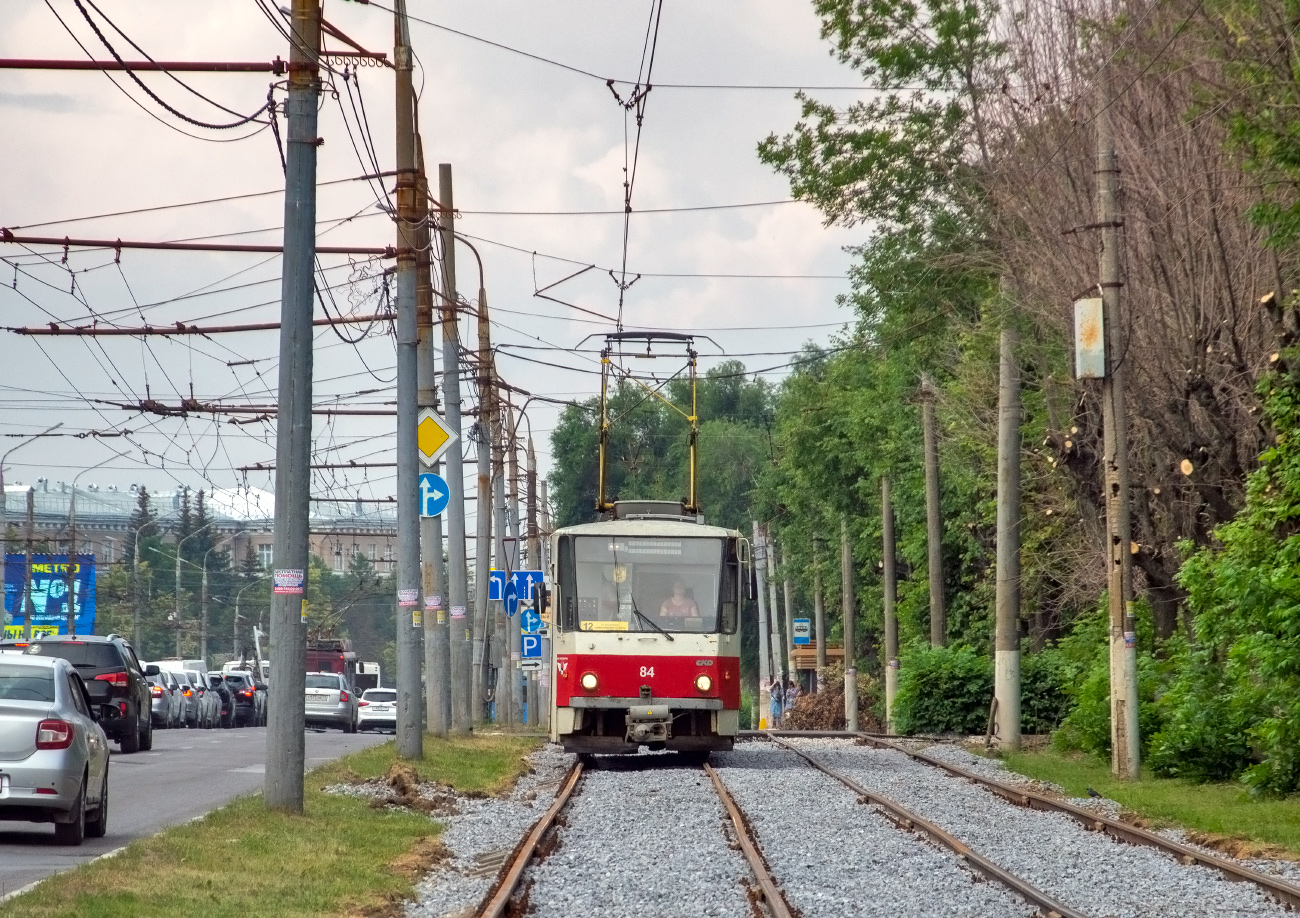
(639, 666), (655, 677)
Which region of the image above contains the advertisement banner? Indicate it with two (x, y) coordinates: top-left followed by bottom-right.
(3, 554), (96, 638)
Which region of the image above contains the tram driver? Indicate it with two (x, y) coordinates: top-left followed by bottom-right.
(658, 578), (700, 620)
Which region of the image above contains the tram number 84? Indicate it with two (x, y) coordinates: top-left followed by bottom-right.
(639, 666), (655, 678)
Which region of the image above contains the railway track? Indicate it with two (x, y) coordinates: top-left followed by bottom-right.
(475, 757), (796, 918)
(845, 732), (1300, 911)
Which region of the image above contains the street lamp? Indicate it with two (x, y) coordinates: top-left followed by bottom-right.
(1, 422), (62, 634)
(174, 518), (220, 658)
(64, 454), (117, 637)
(131, 502), (182, 651)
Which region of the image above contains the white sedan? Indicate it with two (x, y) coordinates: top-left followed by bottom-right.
(356, 688), (396, 732)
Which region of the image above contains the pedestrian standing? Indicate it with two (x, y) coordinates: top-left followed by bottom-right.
(769, 678), (784, 728)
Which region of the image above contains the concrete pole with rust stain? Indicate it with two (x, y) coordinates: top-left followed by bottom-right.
(754, 521), (771, 726)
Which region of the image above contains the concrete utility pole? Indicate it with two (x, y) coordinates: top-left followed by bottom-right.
(265, 0), (320, 813)
(995, 325), (1022, 750)
(200, 536), (233, 666)
(754, 521), (772, 725)
(505, 416), (524, 723)
(1098, 73), (1140, 778)
(882, 477), (898, 733)
(415, 148), (449, 739)
(23, 489), (34, 642)
(65, 456), (112, 638)
(1, 423), (63, 609)
(841, 517), (857, 731)
(474, 284), (495, 722)
(765, 525), (782, 684)
(438, 164), (472, 734)
(492, 423), (512, 725)
(393, 0), (423, 761)
(538, 477), (552, 733)
(781, 539), (795, 686)
(174, 520), (216, 659)
(921, 375), (946, 646)
(813, 554), (826, 686)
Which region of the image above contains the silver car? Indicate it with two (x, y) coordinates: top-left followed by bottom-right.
(148, 670), (183, 728)
(0, 655), (110, 845)
(304, 672), (358, 732)
(183, 669), (219, 728)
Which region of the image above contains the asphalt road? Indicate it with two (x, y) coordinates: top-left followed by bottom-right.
(0, 725), (390, 898)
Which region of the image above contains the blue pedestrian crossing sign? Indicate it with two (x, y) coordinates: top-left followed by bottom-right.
(520, 608), (542, 634)
(511, 570), (544, 600)
(521, 633), (542, 659)
(488, 569), (506, 602)
(418, 473), (449, 518)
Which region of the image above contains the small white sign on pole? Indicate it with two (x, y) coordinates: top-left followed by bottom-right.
(1074, 297), (1106, 379)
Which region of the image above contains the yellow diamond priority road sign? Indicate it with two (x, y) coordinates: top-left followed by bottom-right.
(417, 408), (458, 467)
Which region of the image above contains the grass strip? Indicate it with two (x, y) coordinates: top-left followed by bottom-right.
(1000, 748), (1300, 858)
(2, 734), (541, 918)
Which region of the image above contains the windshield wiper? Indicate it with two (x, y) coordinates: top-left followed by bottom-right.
(631, 603), (674, 642)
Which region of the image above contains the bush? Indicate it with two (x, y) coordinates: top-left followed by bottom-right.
(1148, 649), (1265, 782)
(1020, 648), (1074, 734)
(1052, 650), (1167, 757)
(893, 645), (992, 735)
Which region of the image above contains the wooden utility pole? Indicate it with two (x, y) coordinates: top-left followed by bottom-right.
(921, 375), (946, 646)
(882, 477), (898, 733)
(994, 325), (1022, 750)
(1098, 73), (1141, 778)
(841, 517), (857, 731)
(266, 0), (320, 813)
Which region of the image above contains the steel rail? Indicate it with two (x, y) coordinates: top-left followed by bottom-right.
(704, 763), (796, 918)
(766, 735), (1084, 918)
(477, 761), (584, 918)
(854, 734), (1300, 911)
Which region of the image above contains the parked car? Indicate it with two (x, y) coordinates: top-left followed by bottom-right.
(147, 670), (183, 728)
(183, 669), (218, 728)
(25, 634), (153, 753)
(304, 672), (357, 733)
(221, 671), (265, 727)
(0, 655), (110, 844)
(356, 687), (396, 732)
(205, 673), (237, 728)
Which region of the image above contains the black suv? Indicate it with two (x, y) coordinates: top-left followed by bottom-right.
(25, 634), (155, 752)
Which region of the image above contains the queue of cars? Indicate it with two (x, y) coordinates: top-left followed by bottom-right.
(0, 632), (385, 846)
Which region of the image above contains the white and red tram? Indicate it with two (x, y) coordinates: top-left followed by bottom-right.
(546, 500), (747, 756)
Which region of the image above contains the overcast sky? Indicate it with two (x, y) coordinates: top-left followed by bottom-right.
(0, 1), (865, 523)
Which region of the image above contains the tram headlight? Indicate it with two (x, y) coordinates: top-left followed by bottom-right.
(695, 674), (712, 692)
(580, 672), (598, 691)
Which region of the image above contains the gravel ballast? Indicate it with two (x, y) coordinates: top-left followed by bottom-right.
(713, 743), (1036, 918)
(524, 761), (754, 918)
(789, 738), (1292, 918)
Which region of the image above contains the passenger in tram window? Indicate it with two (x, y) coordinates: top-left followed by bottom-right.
(659, 578), (699, 619)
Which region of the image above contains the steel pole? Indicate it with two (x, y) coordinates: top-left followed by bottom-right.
(265, 0), (320, 813)
(393, 0), (423, 760)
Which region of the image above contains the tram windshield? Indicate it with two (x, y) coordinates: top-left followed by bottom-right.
(570, 536), (724, 634)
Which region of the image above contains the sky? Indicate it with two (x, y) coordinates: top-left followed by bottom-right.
(0, 1), (867, 525)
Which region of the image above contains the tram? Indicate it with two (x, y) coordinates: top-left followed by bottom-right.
(545, 333), (749, 756)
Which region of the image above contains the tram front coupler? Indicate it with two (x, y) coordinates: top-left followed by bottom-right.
(625, 704), (672, 744)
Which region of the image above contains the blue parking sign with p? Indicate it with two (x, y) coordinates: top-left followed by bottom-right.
(521, 633), (542, 659)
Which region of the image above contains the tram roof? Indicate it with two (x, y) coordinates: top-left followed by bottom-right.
(555, 518), (738, 540)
